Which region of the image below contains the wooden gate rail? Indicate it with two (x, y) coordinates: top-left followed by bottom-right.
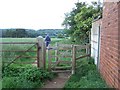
(72, 44), (91, 74)
(0, 50), (37, 52)
(3, 44), (36, 68)
(75, 54), (90, 60)
(47, 43), (91, 74)
(1, 36), (46, 69)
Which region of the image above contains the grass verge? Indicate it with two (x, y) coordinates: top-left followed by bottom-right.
(64, 58), (108, 88)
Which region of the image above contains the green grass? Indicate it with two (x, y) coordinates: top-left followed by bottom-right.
(1, 37), (63, 66)
(2, 43), (36, 67)
(64, 58), (108, 88)
(1, 38), (63, 43)
(2, 65), (56, 88)
(2, 38), (60, 89)
(1, 38), (108, 89)
(1, 38), (36, 42)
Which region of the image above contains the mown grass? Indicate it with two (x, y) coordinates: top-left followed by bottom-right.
(64, 58), (108, 88)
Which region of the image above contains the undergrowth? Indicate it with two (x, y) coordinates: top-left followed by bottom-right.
(64, 58), (108, 88)
(2, 65), (56, 89)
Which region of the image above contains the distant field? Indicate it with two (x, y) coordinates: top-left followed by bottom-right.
(1, 38), (64, 43)
(1, 38), (36, 42)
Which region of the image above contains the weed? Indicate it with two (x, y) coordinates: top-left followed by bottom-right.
(64, 58), (108, 88)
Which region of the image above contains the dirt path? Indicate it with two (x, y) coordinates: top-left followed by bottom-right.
(42, 72), (71, 88)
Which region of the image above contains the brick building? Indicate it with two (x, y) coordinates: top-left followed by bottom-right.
(91, 1), (120, 88)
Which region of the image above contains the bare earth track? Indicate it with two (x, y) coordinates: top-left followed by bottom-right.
(41, 72), (71, 88)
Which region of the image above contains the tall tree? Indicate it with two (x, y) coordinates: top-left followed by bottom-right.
(62, 2), (102, 44)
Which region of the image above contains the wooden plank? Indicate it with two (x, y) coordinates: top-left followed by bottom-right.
(4, 44), (37, 67)
(88, 44), (91, 60)
(37, 37), (44, 68)
(61, 55), (72, 58)
(0, 42), (37, 44)
(43, 42), (46, 69)
(51, 66), (72, 70)
(37, 43), (40, 68)
(57, 60), (72, 64)
(52, 60), (60, 67)
(3, 62), (36, 64)
(76, 54), (90, 60)
(48, 45), (52, 71)
(1, 50), (37, 52)
(51, 70), (71, 73)
(72, 45), (76, 74)
(55, 43), (59, 61)
(51, 55), (72, 58)
(58, 44), (73, 47)
(2, 56), (37, 58)
(52, 60), (72, 65)
(58, 47), (72, 50)
(75, 44), (90, 50)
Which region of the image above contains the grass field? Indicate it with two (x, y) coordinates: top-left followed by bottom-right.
(1, 38), (63, 43)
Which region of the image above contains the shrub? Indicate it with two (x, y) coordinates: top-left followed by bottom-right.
(2, 77), (41, 88)
(2, 65), (55, 88)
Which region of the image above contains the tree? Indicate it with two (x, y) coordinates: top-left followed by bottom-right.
(62, 2), (102, 44)
(15, 29), (27, 38)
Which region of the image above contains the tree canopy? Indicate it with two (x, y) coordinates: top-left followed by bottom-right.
(62, 2), (102, 44)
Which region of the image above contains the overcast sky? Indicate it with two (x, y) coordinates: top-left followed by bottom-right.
(0, 0), (102, 30)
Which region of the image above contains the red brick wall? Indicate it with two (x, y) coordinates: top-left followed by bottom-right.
(100, 2), (120, 88)
(118, 2), (120, 88)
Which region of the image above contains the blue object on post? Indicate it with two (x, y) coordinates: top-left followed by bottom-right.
(45, 34), (51, 47)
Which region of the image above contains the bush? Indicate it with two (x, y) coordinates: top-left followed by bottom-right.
(2, 65), (55, 88)
(57, 33), (64, 38)
(21, 67), (54, 82)
(2, 77), (41, 88)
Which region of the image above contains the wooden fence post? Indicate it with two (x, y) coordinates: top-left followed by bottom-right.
(86, 45), (89, 60)
(55, 43), (59, 61)
(48, 44), (52, 71)
(88, 44), (91, 60)
(37, 36), (44, 68)
(37, 43), (40, 68)
(72, 45), (76, 74)
(42, 41), (46, 69)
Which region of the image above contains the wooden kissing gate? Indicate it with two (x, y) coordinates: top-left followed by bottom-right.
(47, 43), (91, 74)
(1, 37), (91, 75)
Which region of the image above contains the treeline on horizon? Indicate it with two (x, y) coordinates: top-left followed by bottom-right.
(1, 28), (65, 38)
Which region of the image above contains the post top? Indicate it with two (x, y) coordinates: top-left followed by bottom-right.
(37, 36), (43, 39)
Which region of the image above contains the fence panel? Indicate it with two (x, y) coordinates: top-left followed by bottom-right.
(1, 42), (38, 68)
